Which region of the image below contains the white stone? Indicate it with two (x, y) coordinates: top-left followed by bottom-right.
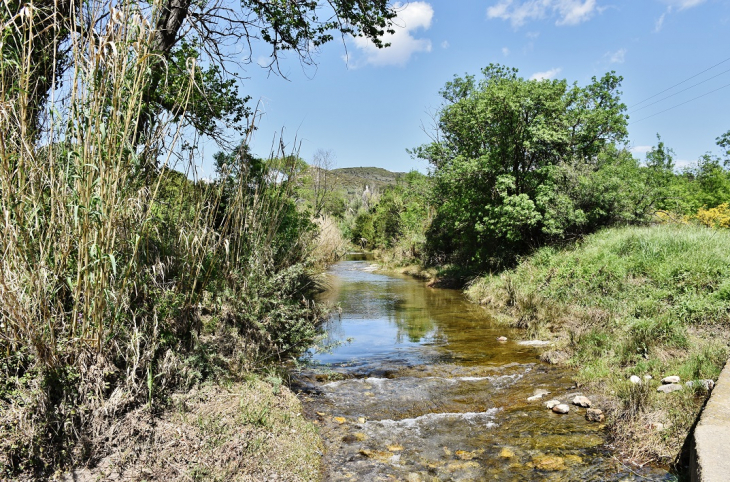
(545, 399), (561, 409)
(552, 404), (570, 414)
(661, 376), (681, 384)
(572, 396), (592, 408)
(657, 383), (683, 393)
(629, 375), (642, 384)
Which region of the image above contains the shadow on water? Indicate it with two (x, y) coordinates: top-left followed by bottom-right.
(293, 254), (674, 481)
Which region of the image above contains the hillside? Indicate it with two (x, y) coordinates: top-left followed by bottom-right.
(329, 167), (405, 195)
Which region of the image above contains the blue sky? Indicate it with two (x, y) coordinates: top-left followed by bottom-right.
(205, 0), (730, 175)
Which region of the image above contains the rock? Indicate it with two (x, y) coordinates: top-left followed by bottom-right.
(518, 340), (552, 347)
(532, 455), (566, 471)
(499, 447), (515, 458)
(661, 375), (681, 384)
(545, 399), (561, 409)
(333, 416), (347, 424)
(564, 454), (583, 465)
(387, 444), (404, 452)
(644, 375), (653, 381)
(552, 404), (570, 414)
(497, 336), (508, 342)
(357, 417), (366, 424)
(527, 389), (551, 402)
(629, 375), (642, 384)
(585, 408), (605, 422)
(657, 383), (683, 393)
(686, 379), (715, 390)
(572, 395), (592, 408)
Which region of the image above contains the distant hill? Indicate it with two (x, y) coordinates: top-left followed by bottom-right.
(329, 167), (405, 195)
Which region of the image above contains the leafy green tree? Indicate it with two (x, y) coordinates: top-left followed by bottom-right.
(416, 64), (634, 268)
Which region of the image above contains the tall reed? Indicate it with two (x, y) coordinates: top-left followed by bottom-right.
(0, 0), (318, 474)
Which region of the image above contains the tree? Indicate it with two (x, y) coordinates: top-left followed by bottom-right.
(415, 64), (634, 268)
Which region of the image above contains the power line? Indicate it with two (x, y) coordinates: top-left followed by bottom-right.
(630, 81), (730, 124)
(628, 66), (730, 114)
(629, 55), (730, 109)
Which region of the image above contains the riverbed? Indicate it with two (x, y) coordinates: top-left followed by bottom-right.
(293, 254), (673, 481)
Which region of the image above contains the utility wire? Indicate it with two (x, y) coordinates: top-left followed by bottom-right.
(629, 55), (730, 108)
(630, 81), (730, 124)
(628, 66), (730, 114)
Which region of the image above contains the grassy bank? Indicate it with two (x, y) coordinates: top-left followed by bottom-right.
(466, 224), (730, 466)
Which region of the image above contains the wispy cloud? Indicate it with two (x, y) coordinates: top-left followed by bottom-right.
(661, 0), (706, 11)
(630, 145), (653, 155)
(502, 47), (510, 56)
(441, 40), (450, 49)
(487, 0), (599, 27)
(605, 48), (626, 64)
(349, 1), (433, 67)
(530, 67), (562, 80)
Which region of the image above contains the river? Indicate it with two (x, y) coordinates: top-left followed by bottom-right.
(293, 254), (673, 481)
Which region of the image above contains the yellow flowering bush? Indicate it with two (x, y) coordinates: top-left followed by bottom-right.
(693, 203), (730, 228)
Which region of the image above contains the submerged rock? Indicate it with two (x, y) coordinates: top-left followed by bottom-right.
(552, 404), (570, 414)
(527, 389), (551, 401)
(572, 396), (592, 408)
(657, 383), (683, 393)
(586, 408), (605, 422)
(661, 375), (680, 384)
(497, 336), (508, 342)
(629, 375), (641, 384)
(532, 455), (566, 471)
(499, 447), (515, 458)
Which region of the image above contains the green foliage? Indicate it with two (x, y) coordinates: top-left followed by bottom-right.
(417, 64), (636, 268)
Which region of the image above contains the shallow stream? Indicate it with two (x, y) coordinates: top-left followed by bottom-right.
(294, 254), (673, 481)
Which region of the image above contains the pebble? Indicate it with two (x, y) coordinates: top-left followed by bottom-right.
(552, 404), (570, 414)
(629, 375), (641, 384)
(661, 375), (681, 384)
(585, 408), (605, 422)
(545, 399), (561, 409)
(657, 383), (683, 393)
(333, 416), (346, 424)
(527, 389), (551, 402)
(497, 336), (508, 342)
(572, 396), (592, 408)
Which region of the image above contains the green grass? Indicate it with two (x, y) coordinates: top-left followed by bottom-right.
(466, 224), (730, 466)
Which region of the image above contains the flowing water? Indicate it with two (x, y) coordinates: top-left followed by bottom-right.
(294, 254), (673, 481)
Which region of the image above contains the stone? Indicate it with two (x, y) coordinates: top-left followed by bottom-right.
(545, 399), (561, 409)
(661, 375), (681, 384)
(629, 375), (642, 384)
(643, 375), (653, 381)
(357, 417), (366, 424)
(564, 454), (583, 465)
(686, 379), (715, 391)
(552, 404), (570, 414)
(497, 336), (508, 342)
(657, 383), (683, 393)
(532, 455), (566, 471)
(333, 416), (347, 424)
(518, 340), (551, 347)
(387, 444), (404, 452)
(499, 447), (515, 458)
(572, 395), (592, 408)
(527, 389), (551, 402)
(586, 408), (605, 422)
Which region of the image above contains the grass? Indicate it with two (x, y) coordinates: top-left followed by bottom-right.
(466, 224), (730, 467)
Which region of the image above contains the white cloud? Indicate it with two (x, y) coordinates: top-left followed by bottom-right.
(654, 12), (666, 32)
(487, 0), (598, 27)
(529, 67), (562, 80)
(606, 48), (626, 64)
(630, 145), (653, 155)
(350, 1), (433, 67)
(502, 47), (510, 56)
(661, 0), (705, 11)
(441, 40), (450, 49)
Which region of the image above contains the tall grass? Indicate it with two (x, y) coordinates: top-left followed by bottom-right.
(0, 1), (320, 475)
(466, 224), (730, 464)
